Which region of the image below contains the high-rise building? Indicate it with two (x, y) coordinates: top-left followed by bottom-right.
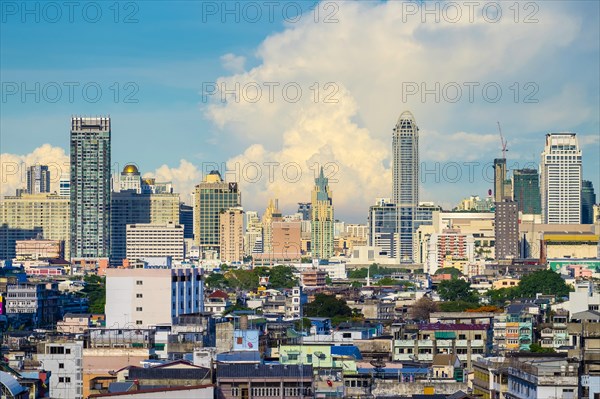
(495, 200), (519, 260)
(219, 207), (244, 263)
(261, 199), (281, 255)
(193, 170), (241, 257)
(244, 211), (263, 256)
(111, 190), (180, 265)
(392, 111), (419, 263)
(70, 116), (111, 260)
(493, 158), (507, 202)
(425, 228), (475, 275)
(26, 165), (50, 194)
(512, 169), (541, 215)
(540, 133), (582, 224)
(297, 202), (311, 221)
(581, 180), (596, 224)
(311, 168), (334, 259)
(113, 164), (142, 192)
(179, 203), (194, 239)
(368, 198), (398, 258)
(0, 194), (70, 260)
(126, 222), (184, 261)
(59, 174), (70, 197)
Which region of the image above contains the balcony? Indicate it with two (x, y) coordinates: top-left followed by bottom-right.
(395, 340), (415, 347)
(417, 340), (433, 347)
(435, 339), (453, 347)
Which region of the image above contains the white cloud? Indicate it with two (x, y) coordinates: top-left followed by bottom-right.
(144, 159), (203, 204)
(220, 53), (246, 74)
(0, 144), (69, 198)
(204, 1), (592, 218)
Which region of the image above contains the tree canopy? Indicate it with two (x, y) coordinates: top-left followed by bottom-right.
(437, 278), (479, 303)
(304, 293), (353, 318)
(517, 269), (572, 298)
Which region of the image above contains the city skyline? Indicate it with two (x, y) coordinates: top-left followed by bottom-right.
(1, 1), (599, 221)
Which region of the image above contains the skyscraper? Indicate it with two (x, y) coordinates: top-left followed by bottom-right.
(311, 167), (334, 260)
(392, 111), (419, 263)
(26, 165), (50, 194)
(495, 200), (519, 260)
(297, 202), (311, 220)
(193, 170), (241, 258)
(261, 199), (281, 255)
(512, 169), (541, 215)
(540, 133), (582, 224)
(581, 180), (596, 224)
(219, 207), (244, 263)
(70, 116), (111, 260)
(493, 158), (507, 202)
(368, 198), (398, 258)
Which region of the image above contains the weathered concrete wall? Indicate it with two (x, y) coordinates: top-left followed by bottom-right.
(372, 380), (469, 396)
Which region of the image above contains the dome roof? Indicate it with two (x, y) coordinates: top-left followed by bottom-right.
(122, 164), (139, 174)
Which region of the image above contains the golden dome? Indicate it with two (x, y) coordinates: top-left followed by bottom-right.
(123, 164), (139, 174)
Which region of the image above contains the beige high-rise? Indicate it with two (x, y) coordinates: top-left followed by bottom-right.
(0, 194), (70, 260)
(219, 207), (244, 263)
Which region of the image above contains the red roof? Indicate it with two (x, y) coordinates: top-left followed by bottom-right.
(209, 290), (229, 299)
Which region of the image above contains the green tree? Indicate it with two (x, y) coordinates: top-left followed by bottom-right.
(528, 343), (556, 353)
(205, 273), (228, 289)
(437, 278), (479, 303)
(267, 265), (298, 289)
(486, 287), (519, 306)
(516, 269), (572, 298)
(304, 294), (352, 318)
(434, 267), (463, 278)
(82, 275), (106, 314)
(348, 268), (368, 279)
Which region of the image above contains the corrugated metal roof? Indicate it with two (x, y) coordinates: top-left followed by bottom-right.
(217, 364), (313, 379)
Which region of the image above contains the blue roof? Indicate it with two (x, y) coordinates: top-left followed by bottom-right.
(331, 346), (362, 360)
(216, 351), (261, 363)
(0, 371), (28, 396)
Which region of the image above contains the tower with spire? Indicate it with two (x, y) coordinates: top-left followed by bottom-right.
(311, 167), (334, 260)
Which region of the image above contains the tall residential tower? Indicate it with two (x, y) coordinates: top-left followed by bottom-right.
(392, 111), (419, 263)
(540, 133), (582, 224)
(70, 116), (111, 260)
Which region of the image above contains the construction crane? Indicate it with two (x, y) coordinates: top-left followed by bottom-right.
(497, 121), (508, 159)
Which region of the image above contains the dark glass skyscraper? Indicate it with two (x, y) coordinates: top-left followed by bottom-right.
(581, 180), (596, 224)
(512, 169), (541, 215)
(392, 111), (418, 263)
(26, 165), (50, 194)
(70, 116), (111, 259)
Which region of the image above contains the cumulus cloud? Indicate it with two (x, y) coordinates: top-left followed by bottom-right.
(220, 53), (246, 74)
(144, 159), (203, 204)
(1, 144), (69, 198)
(203, 1), (594, 217)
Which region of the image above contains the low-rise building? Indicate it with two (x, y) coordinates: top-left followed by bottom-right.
(37, 341), (84, 399)
(504, 355), (578, 399)
(216, 364), (314, 399)
(392, 323), (491, 368)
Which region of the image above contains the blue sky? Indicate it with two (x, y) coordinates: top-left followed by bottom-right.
(1, 1), (599, 221)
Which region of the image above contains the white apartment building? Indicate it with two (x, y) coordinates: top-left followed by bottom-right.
(126, 222), (184, 261)
(105, 265), (204, 329)
(540, 133), (582, 224)
(37, 341), (84, 399)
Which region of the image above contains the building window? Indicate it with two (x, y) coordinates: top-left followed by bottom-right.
(59, 363), (64, 369)
(136, 320), (143, 325)
(288, 354), (299, 361)
(136, 307), (142, 311)
(136, 280), (143, 285)
(65, 348), (71, 354)
(475, 334), (482, 340)
(306, 354), (313, 363)
(136, 293), (143, 298)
